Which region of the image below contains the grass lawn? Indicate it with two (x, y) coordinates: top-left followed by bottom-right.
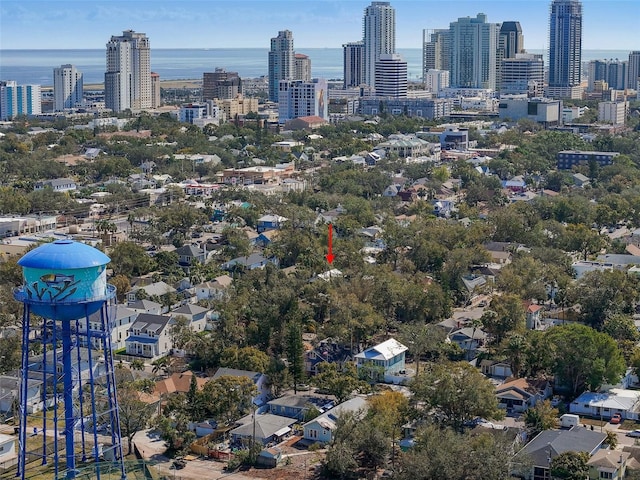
(618, 419), (638, 431)
(579, 417), (607, 428)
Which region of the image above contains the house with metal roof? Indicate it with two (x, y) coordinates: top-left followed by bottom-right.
(230, 413), (295, 446)
(569, 389), (640, 421)
(355, 338), (408, 382)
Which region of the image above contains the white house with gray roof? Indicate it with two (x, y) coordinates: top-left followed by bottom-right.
(355, 338), (407, 382)
(125, 313), (173, 358)
(303, 396), (368, 444)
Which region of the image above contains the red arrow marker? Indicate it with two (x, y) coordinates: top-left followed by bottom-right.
(326, 223), (334, 264)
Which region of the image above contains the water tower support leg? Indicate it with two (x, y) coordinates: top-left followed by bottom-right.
(62, 321), (77, 478)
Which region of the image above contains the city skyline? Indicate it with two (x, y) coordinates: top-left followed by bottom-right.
(0, 0), (637, 51)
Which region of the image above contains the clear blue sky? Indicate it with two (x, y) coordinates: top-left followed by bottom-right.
(0, 0), (636, 51)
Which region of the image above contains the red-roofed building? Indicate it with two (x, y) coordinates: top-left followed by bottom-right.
(284, 115), (329, 131)
(526, 303), (543, 330)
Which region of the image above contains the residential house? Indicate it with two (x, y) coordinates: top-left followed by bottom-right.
(315, 205), (346, 225)
(512, 427), (606, 480)
(154, 371), (207, 397)
(175, 244), (207, 268)
(127, 299), (163, 315)
(448, 327), (488, 360)
(569, 389), (640, 421)
(432, 199), (455, 218)
(354, 338), (408, 383)
(221, 253), (278, 271)
(0, 375), (42, 414)
(267, 395), (331, 421)
(34, 178), (77, 193)
(305, 338), (352, 376)
(573, 173), (591, 188)
(85, 305), (138, 351)
(587, 450), (629, 480)
(303, 396), (368, 444)
(0, 434), (16, 461)
(212, 367), (269, 406)
(195, 275), (233, 302)
(170, 304), (209, 332)
(230, 413), (295, 445)
(127, 282), (177, 305)
(256, 230), (280, 247)
(495, 378), (552, 414)
(257, 215), (287, 233)
(125, 313), (173, 358)
(502, 176), (527, 192)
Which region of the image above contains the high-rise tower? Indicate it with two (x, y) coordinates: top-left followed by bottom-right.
(105, 30), (151, 112)
(628, 51), (640, 90)
(53, 65), (83, 111)
(548, 0), (582, 89)
(268, 30), (294, 102)
(363, 1), (396, 88)
(499, 22), (524, 60)
(343, 41), (365, 88)
(449, 13), (500, 90)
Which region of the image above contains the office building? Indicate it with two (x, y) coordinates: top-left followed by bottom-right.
(498, 22), (524, 60)
(449, 13), (500, 90)
(278, 79), (328, 124)
(150, 72), (161, 108)
(425, 69), (450, 93)
(500, 54), (544, 96)
(627, 51), (640, 90)
(53, 64), (83, 111)
(548, 0), (582, 95)
(268, 30), (295, 102)
(215, 96), (258, 119)
(363, 2), (396, 88)
(203, 68), (241, 100)
(598, 101), (627, 125)
(295, 54), (311, 82)
(375, 53), (407, 97)
(343, 41), (365, 88)
(422, 29), (450, 77)
(0, 81), (42, 120)
(498, 96), (561, 127)
(587, 59), (627, 91)
(105, 30), (151, 112)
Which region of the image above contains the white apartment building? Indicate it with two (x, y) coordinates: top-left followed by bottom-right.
(53, 64), (83, 111)
(375, 53), (407, 98)
(105, 30), (151, 112)
(278, 78), (328, 124)
(598, 101), (627, 125)
(424, 69), (450, 93)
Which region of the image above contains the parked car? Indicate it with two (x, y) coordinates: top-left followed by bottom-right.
(172, 458), (186, 470)
(626, 430), (640, 438)
(610, 413), (622, 424)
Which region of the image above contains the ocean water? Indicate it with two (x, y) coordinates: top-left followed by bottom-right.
(0, 48), (633, 86)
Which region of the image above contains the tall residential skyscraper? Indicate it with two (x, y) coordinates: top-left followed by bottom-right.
(628, 51), (640, 90)
(150, 72), (161, 108)
(422, 29), (450, 82)
(449, 13), (499, 90)
(0, 81), (42, 120)
(343, 41), (365, 88)
(268, 30), (294, 102)
(295, 54), (312, 82)
(375, 53), (407, 98)
(105, 30), (151, 112)
(53, 64), (83, 111)
(587, 59), (628, 91)
(363, 2), (396, 88)
(548, 0), (582, 89)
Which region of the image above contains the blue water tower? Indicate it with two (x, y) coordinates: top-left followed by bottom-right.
(13, 240), (126, 479)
